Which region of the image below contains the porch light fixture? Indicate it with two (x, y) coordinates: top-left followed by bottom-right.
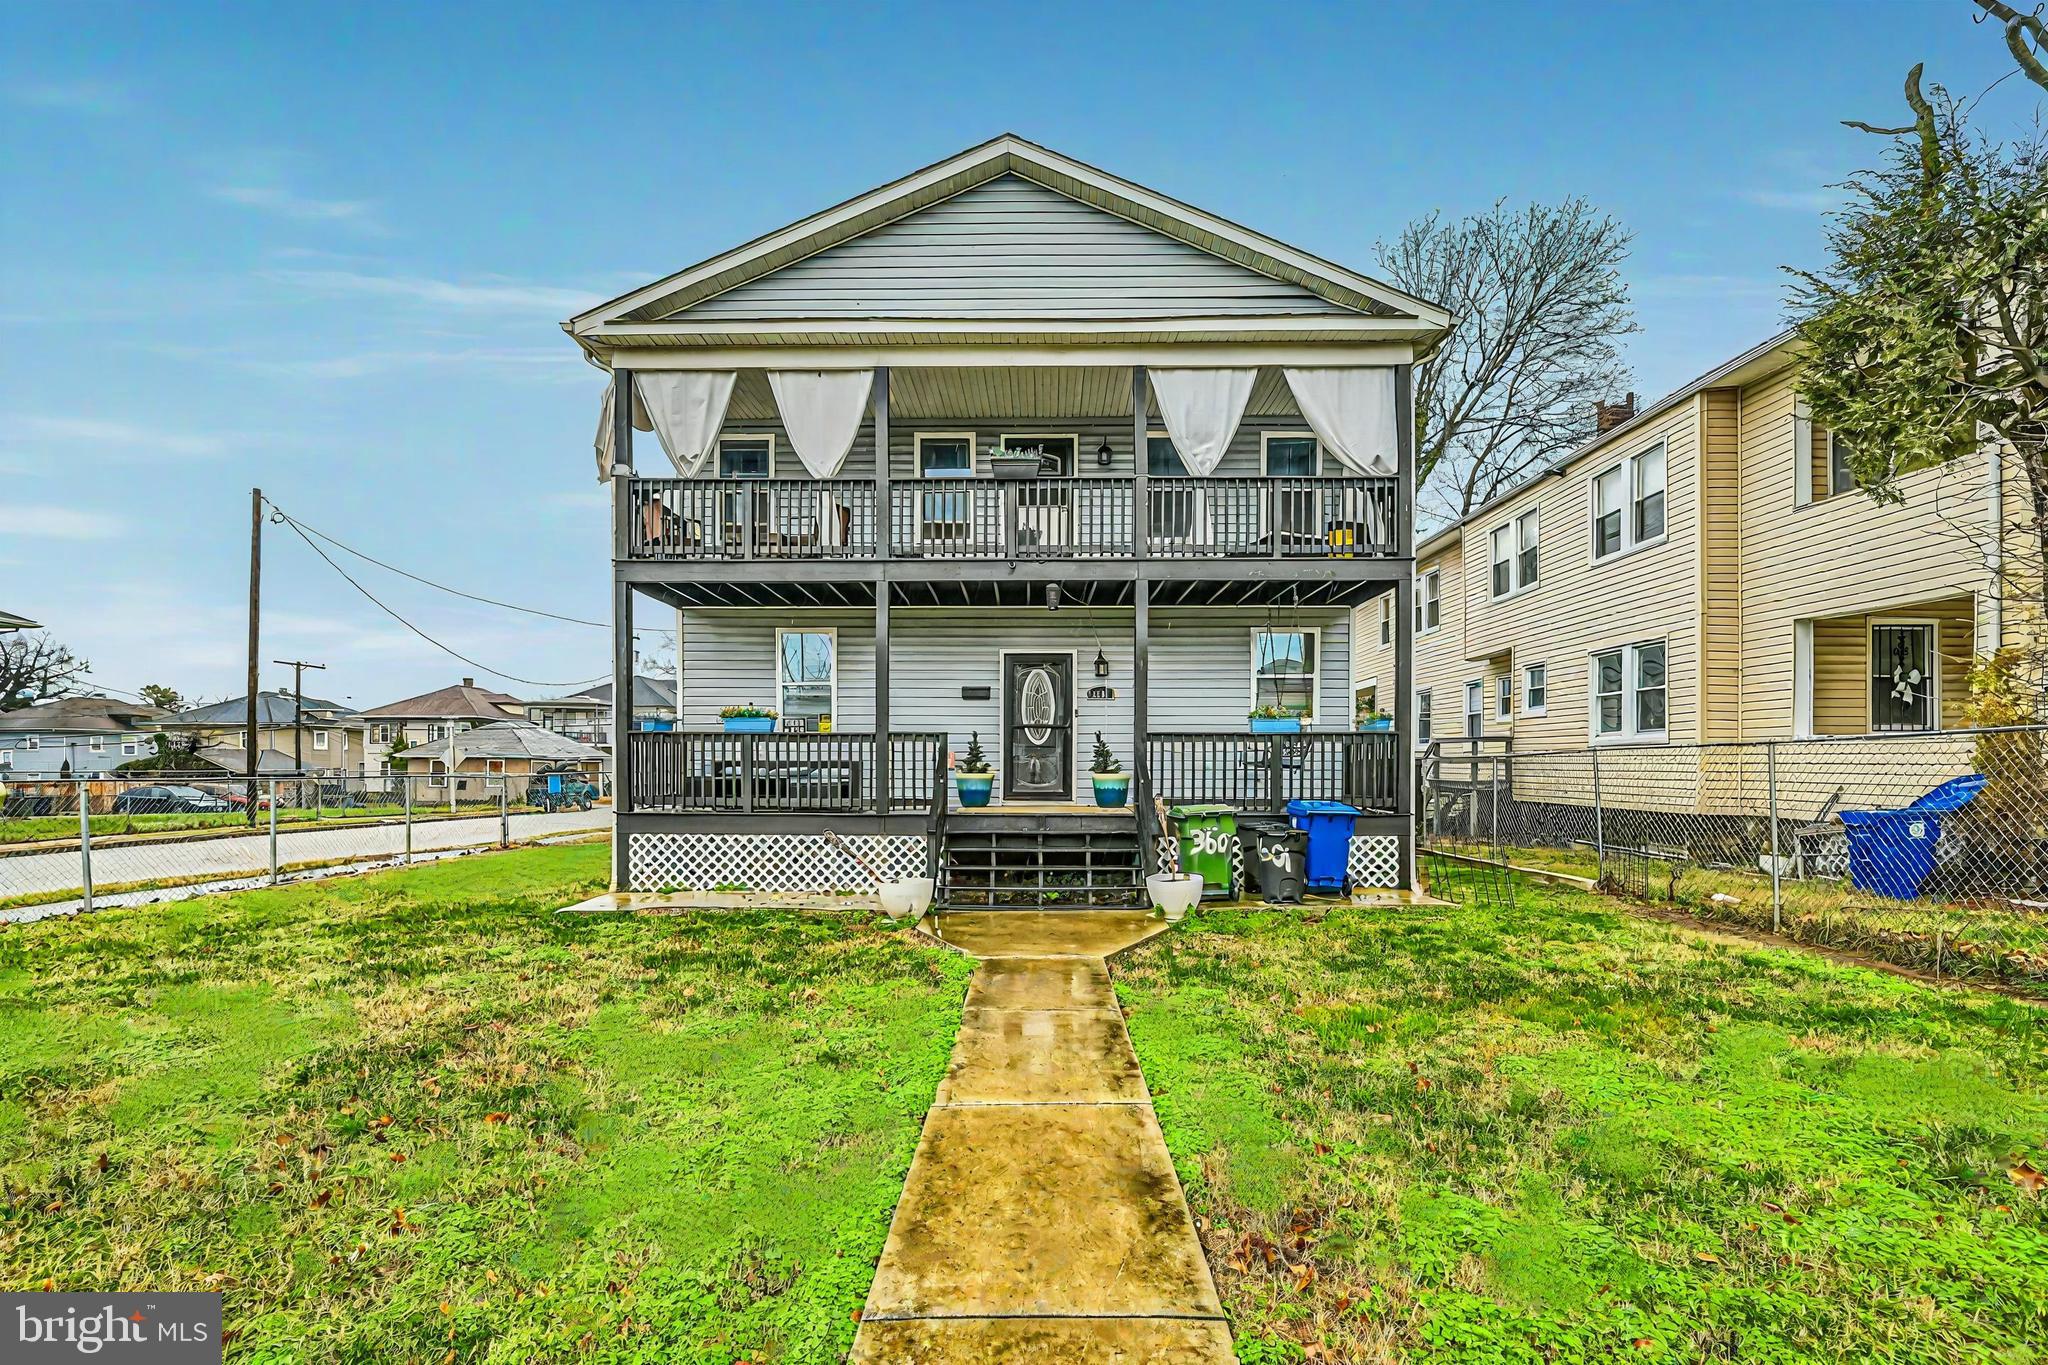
(1096, 438), (1113, 467)
(1093, 648), (1110, 679)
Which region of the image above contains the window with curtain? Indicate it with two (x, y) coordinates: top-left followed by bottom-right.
(1591, 640), (1666, 741)
(1251, 629), (1318, 721)
(777, 630), (836, 729)
(1516, 508), (1539, 585)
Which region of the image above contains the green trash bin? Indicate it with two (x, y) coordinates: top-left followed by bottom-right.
(1169, 803), (1239, 900)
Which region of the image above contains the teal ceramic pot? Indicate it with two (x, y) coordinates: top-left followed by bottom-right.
(955, 772), (994, 807)
(1091, 773), (1130, 808)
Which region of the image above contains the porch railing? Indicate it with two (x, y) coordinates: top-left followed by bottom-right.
(627, 475), (1397, 561)
(1146, 731), (1400, 813)
(627, 731), (943, 813)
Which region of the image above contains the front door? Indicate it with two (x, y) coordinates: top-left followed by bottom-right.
(1002, 653), (1073, 800)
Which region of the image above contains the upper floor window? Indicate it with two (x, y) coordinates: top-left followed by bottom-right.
(1591, 639), (1667, 742)
(1261, 433), (1321, 477)
(1827, 431), (1855, 497)
(1489, 507), (1540, 597)
(718, 436), (773, 479)
(1147, 433), (1199, 541)
(1251, 628), (1319, 723)
(1417, 689), (1433, 744)
(312, 730), (330, 751)
(915, 432), (973, 479)
(1415, 569), (1441, 634)
(1378, 596), (1392, 647)
(1593, 441), (1665, 561)
(89, 737), (105, 752)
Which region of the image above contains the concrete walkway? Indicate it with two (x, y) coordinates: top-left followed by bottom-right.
(851, 911), (1233, 1364)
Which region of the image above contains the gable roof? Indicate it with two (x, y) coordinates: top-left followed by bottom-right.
(405, 720), (605, 766)
(567, 135), (1448, 351)
(357, 681), (526, 722)
(560, 677), (677, 711)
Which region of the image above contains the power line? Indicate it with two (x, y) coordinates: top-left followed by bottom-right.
(273, 512), (611, 690)
(269, 505), (675, 634)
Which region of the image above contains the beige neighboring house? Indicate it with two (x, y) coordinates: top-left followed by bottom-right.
(152, 691), (372, 776)
(357, 678), (527, 773)
(1355, 330), (2035, 802)
(399, 720), (605, 801)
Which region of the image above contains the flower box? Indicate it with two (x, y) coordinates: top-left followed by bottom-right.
(722, 716), (776, 733)
(1249, 716), (1303, 734)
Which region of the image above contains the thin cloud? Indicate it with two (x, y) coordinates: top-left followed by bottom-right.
(0, 415), (232, 460)
(1737, 187), (1845, 212)
(11, 505), (124, 540)
(212, 185), (388, 232)
(6, 78), (129, 114)
(265, 267), (600, 314)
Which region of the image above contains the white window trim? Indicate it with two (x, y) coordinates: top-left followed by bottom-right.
(1378, 596), (1392, 647)
(1259, 430), (1323, 476)
(1416, 688), (1434, 746)
(1866, 616), (1942, 734)
(1495, 674), (1513, 721)
(1588, 638), (1670, 745)
(1463, 679), (1485, 738)
(23, 736), (38, 750)
(89, 736), (105, 752)
(1415, 568), (1442, 636)
(0, 749), (11, 768)
(312, 730), (330, 751)
(914, 431), (977, 476)
(716, 433), (776, 479)
(776, 626), (840, 728)
(1522, 662), (1549, 717)
(1487, 506), (1541, 601)
(1590, 439), (1668, 564)
(1248, 626), (1322, 727)
(486, 758), (507, 774)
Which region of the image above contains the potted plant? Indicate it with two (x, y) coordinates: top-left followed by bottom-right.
(1358, 706), (1393, 733)
(989, 443), (1047, 481)
(720, 704), (778, 733)
(1249, 703), (1303, 735)
(954, 731), (994, 807)
(1088, 732), (1129, 808)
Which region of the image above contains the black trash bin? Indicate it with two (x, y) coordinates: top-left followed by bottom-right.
(1239, 816), (1308, 904)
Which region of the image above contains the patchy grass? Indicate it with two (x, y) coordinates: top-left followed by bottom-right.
(1117, 882), (2048, 1364)
(0, 843), (971, 1363)
(0, 804), (555, 846)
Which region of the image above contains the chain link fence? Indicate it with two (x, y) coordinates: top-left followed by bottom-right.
(1421, 726), (2048, 988)
(0, 770), (611, 923)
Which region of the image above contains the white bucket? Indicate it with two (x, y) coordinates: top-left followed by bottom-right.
(1146, 872), (1203, 923)
(877, 876), (937, 922)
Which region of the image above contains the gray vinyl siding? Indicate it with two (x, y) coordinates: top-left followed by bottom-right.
(701, 413), (1325, 481)
(679, 607), (1352, 792)
(680, 175), (1352, 321)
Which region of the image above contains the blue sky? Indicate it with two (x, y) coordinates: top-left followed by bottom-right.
(0, 0), (2034, 709)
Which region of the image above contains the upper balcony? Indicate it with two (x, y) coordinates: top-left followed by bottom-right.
(623, 471), (1400, 562)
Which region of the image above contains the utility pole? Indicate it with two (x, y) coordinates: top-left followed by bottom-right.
(247, 488), (262, 825)
(272, 658), (326, 775)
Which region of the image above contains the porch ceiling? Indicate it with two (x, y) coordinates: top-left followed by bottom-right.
(631, 571), (1396, 612)
(721, 364), (1305, 422)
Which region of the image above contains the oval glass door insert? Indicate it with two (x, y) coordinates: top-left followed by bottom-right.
(1020, 667), (1056, 744)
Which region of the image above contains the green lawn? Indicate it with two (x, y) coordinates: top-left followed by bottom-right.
(1117, 884), (2048, 1364)
(0, 843), (971, 1363)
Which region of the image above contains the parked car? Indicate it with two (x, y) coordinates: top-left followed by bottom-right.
(111, 785), (234, 815)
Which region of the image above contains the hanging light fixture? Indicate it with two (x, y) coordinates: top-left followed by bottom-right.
(1096, 437), (1114, 467)
(1094, 647), (1110, 679)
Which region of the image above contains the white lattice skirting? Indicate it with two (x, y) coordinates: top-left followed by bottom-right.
(627, 832), (927, 893)
(1152, 830), (1404, 891)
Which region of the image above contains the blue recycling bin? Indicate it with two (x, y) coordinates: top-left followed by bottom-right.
(1286, 798), (1360, 892)
(1838, 774), (1986, 900)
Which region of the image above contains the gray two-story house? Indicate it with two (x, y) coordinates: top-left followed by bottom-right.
(565, 136), (1439, 906)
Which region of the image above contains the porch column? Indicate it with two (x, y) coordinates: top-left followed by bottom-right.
(1134, 575), (1151, 854)
(609, 369), (636, 891)
(1130, 365), (1149, 554)
(874, 581), (890, 818)
(1392, 362), (1417, 890)
(873, 365), (891, 559)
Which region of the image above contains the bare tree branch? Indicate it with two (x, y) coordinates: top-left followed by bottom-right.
(0, 633), (91, 711)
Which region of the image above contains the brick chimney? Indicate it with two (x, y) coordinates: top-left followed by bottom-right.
(461, 677), (475, 688)
(1595, 393), (1637, 435)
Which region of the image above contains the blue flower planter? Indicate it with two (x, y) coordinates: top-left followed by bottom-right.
(722, 716), (775, 733)
(1360, 717), (1393, 733)
(1091, 774), (1130, 808)
(955, 773), (994, 807)
(1249, 717), (1302, 734)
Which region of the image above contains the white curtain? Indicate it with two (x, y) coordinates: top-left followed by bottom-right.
(632, 371), (739, 477)
(1284, 368), (1399, 476)
(767, 370), (875, 479)
(1147, 369), (1256, 478)
(592, 379), (657, 480)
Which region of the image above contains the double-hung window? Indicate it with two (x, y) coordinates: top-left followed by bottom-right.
(1378, 596), (1392, 646)
(1593, 440), (1666, 560)
(1490, 507), (1540, 597)
(89, 737), (105, 753)
(717, 436), (773, 540)
(1251, 629), (1319, 722)
(1463, 680), (1485, 738)
(1591, 640), (1667, 742)
(1522, 663), (1548, 715)
(1415, 569), (1441, 634)
(1495, 674), (1513, 721)
(1417, 689), (1433, 744)
(777, 629), (837, 730)
(1827, 431), (1855, 497)
(312, 730), (329, 751)
(915, 433), (975, 543)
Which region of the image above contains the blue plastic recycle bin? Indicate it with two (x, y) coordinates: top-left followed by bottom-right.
(1838, 773), (1986, 900)
(1285, 798), (1361, 892)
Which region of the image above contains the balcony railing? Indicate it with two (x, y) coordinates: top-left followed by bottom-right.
(628, 731), (943, 814)
(626, 475), (1397, 562)
(1146, 731), (1400, 813)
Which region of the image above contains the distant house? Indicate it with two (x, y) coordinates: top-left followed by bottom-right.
(356, 678), (527, 772)
(152, 691), (371, 775)
(399, 720), (605, 799)
(524, 676), (678, 750)
(0, 697), (169, 777)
